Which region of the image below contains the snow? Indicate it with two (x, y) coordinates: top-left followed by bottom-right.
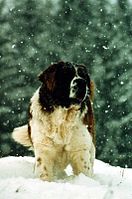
(0, 157), (132, 199)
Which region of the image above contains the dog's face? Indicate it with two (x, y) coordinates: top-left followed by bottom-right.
(69, 64), (90, 103)
(39, 61), (91, 109)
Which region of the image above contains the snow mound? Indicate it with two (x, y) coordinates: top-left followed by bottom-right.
(0, 156), (131, 199)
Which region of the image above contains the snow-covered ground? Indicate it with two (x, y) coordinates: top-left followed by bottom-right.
(0, 156), (131, 199)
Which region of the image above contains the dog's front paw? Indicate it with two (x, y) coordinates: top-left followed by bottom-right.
(35, 157), (54, 181)
(70, 149), (94, 177)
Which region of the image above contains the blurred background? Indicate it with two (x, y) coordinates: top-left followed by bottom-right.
(0, 0), (131, 167)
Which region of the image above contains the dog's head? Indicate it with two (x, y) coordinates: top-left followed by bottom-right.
(38, 61), (93, 110)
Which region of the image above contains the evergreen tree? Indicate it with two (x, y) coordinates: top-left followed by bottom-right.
(92, 0), (132, 167)
(0, 0), (49, 156)
(0, 0), (16, 156)
(109, 0), (132, 166)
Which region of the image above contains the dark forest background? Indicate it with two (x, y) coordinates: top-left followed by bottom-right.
(0, 0), (131, 167)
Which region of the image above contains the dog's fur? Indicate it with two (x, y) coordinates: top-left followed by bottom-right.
(12, 61), (95, 181)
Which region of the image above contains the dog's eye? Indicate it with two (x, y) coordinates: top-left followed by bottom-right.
(77, 67), (87, 79)
(63, 66), (75, 77)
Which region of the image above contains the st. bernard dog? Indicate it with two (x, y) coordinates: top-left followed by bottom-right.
(12, 61), (95, 181)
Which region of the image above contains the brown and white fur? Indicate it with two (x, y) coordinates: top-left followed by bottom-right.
(12, 61), (95, 181)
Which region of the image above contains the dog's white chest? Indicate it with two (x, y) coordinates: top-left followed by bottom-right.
(31, 105), (89, 146)
(43, 106), (84, 145)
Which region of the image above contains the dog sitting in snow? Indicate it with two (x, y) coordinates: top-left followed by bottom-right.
(12, 61), (95, 181)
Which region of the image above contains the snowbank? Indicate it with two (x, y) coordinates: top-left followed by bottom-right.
(0, 156), (131, 199)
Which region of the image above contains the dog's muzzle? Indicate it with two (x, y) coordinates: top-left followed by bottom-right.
(69, 77), (88, 103)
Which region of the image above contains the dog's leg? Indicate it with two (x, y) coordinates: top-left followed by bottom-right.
(34, 143), (57, 181)
(68, 124), (95, 177)
(69, 148), (94, 177)
(54, 151), (68, 179)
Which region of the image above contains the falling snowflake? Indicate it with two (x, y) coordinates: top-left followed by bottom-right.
(102, 46), (109, 50)
(12, 44), (16, 49)
(120, 81), (124, 85)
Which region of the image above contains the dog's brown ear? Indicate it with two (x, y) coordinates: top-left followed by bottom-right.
(83, 80), (95, 144)
(83, 97), (95, 145)
(89, 80), (94, 102)
(38, 64), (57, 92)
(38, 61), (65, 91)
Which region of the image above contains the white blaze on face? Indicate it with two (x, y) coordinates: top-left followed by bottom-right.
(69, 66), (88, 101)
(69, 77), (79, 98)
(69, 66), (79, 98)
